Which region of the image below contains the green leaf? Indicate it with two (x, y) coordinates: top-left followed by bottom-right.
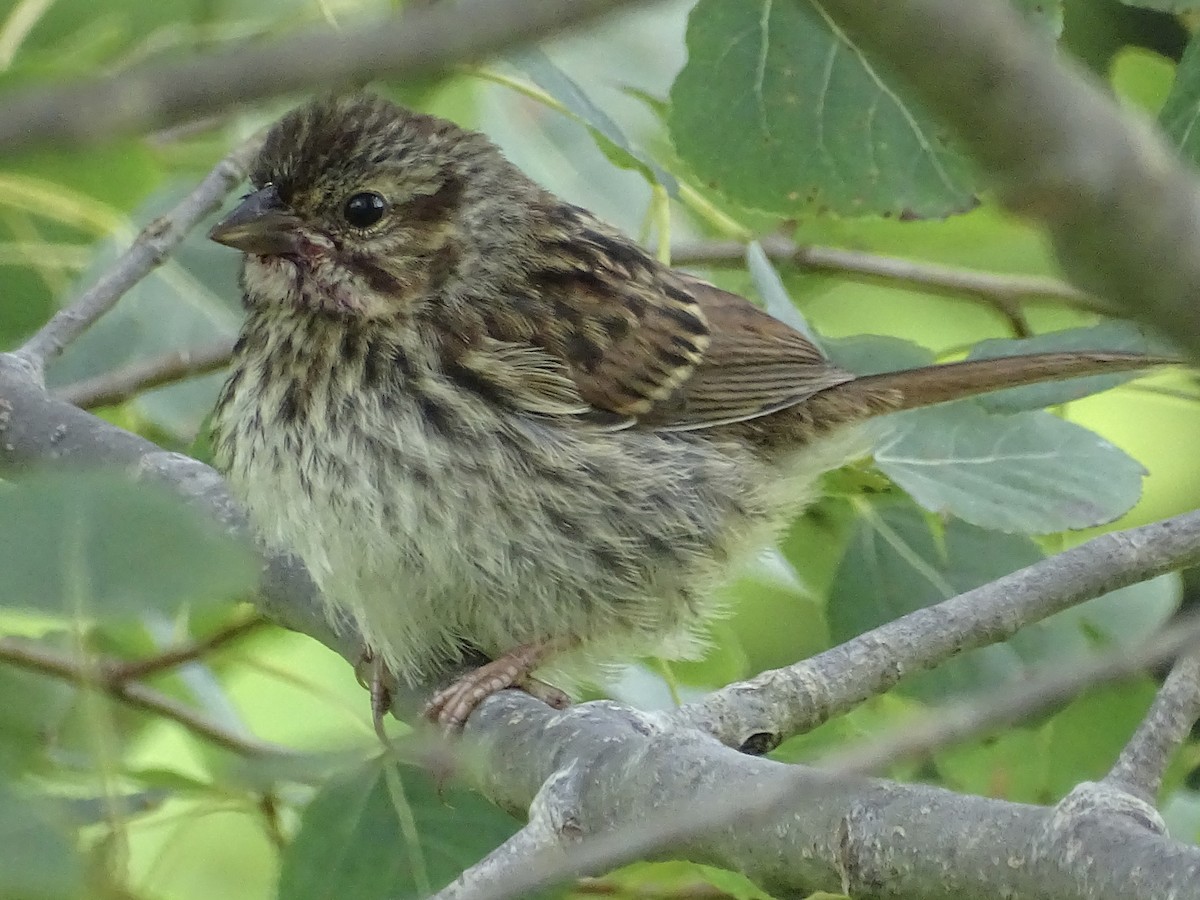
(668, 0), (976, 217)
(874, 405), (1146, 532)
(1120, 0), (1200, 11)
(514, 50), (679, 196)
(278, 757), (518, 900)
(746, 242), (816, 338)
(823, 334), (936, 375)
(1161, 31), (1200, 163)
(965, 322), (1160, 413)
(0, 785), (86, 900)
(830, 499), (1041, 700)
(1042, 679), (1158, 796)
(0, 470), (257, 618)
(0, 664), (74, 774)
(830, 500), (1177, 702)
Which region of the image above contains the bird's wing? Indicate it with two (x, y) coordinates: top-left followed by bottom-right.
(454, 212), (853, 430)
(638, 275), (857, 430)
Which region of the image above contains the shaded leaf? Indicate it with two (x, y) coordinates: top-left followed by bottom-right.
(669, 0), (975, 217)
(1161, 31), (1200, 162)
(0, 785), (86, 900)
(829, 499), (1040, 700)
(823, 334), (936, 375)
(746, 241), (816, 339)
(875, 405), (1145, 532)
(1121, 0), (1200, 11)
(0, 470), (257, 618)
(830, 499), (1173, 701)
(515, 50), (679, 196)
(278, 756), (518, 900)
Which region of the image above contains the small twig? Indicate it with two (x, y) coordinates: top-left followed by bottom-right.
(0, 636), (286, 757)
(106, 614), (268, 681)
(14, 134), (260, 375)
(673, 508), (1200, 750)
(55, 338), (236, 409)
(1103, 648), (1200, 802)
(823, 617), (1200, 778)
(672, 236), (1113, 323)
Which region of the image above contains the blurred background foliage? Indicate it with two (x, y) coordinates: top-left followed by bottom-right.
(1, 0), (1199, 897)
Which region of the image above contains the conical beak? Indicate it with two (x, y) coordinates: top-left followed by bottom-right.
(209, 184), (304, 256)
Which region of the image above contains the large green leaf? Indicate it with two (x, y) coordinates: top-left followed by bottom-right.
(669, 0), (976, 217)
(278, 756), (519, 900)
(874, 405), (1145, 532)
(0, 470), (257, 618)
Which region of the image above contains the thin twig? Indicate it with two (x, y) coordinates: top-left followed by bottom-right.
(673, 509), (1200, 750)
(0, 636), (287, 757)
(673, 236), (1113, 321)
(106, 614), (268, 681)
(15, 134), (260, 374)
(1103, 649), (1200, 802)
(823, 617), (1200, 778)
(0, 0), (659, 152)
(55, 338), (236, 409)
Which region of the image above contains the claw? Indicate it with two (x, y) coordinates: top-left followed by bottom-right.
(422, 639), (572, 731)
(355, 648), (397, 744)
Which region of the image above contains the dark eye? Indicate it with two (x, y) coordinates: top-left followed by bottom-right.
(342, 191), (387, 228)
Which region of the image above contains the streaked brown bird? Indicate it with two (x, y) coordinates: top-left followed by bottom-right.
(209, 92), (1158, 730)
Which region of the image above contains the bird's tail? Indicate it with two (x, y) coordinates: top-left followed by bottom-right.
(833, 351), (1170, 412)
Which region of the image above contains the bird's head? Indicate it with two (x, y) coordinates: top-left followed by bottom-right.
(210, 93), (500, 319)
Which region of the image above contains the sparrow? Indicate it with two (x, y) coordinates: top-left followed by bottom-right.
(208, 92), (1159, 730)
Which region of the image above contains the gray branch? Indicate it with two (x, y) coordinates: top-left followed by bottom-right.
(14, 136), (259, 374)
(0, 0), (660, 152)
(673, 510), (1200, 750)
(818, 0), (1200, 363)
(5, 354), (1200, 897)
(673, 236), (1111, 316)
(1105, 649), (1200, 803)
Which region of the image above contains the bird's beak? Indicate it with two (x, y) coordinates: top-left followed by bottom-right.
(209, 184), (304, 256)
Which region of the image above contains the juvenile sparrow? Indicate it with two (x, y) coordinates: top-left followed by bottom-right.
(209, 93), (1157, 730)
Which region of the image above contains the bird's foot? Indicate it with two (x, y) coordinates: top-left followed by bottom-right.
(423, 640), (571, 731)
(354, 649), (399, 744)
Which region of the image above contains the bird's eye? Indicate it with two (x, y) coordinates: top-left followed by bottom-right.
(342, 192), (387, 228)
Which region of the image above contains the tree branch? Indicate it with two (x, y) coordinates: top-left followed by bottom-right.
(462, 607), (1200, 899)
(1104, 649), (1200, 803)
(671, 511), (1200, 751)
(5, 350), (1200, 898)
(672, 236), (1113, 320)
(0, 0), (661, 153)
(0, 635), (287, 758)
(106, 613), (268, 681)
(13, 136), (260, 375)
(817, 0), (1200, 362)
(55, 339), (235, 410)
